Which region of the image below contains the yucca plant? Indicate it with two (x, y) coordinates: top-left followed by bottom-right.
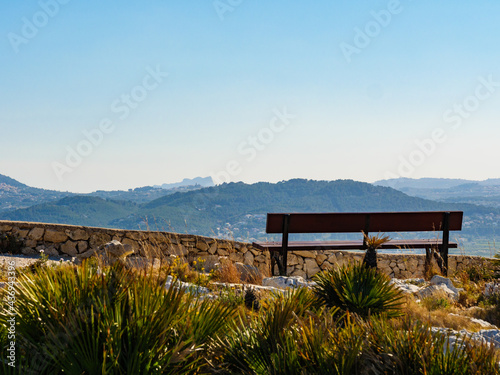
(0, 259), (237, 374)
(313, 262), (404, 319)
(362, 233), (390, 269)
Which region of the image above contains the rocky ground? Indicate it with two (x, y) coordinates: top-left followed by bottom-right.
(0, 253), (75, 270)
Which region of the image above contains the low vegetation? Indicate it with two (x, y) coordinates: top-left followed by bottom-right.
(1, 252), (500, 374)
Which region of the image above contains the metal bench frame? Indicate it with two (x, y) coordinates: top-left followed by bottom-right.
(252, 211), (463, 276)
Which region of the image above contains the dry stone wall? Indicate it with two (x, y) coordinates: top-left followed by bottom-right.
(0, 220), (270, 276)
(0, 220), (493, 279)
(283, 250), (492, 279)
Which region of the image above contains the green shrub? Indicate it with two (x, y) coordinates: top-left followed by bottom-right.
(312, 262), (404, 319)
(0, 260), (236, 374)
(0, 233), (23, 254)
(215, 288), (327, 374)
(422, 296), (452, 311)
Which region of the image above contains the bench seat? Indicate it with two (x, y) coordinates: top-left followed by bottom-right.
(252, 239), (459, 252)
(253, 211), (463, 276)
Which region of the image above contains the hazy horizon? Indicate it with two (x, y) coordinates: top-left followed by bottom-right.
(2, 1), (499, 192)
(3, 171), (500, 195)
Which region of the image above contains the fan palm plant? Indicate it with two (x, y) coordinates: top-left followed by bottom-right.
(313, 262), (404, 319)
(0, 260), (236, 374)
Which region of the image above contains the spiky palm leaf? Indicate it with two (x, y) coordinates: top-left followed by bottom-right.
(0, 260), (236, 374)
(313, 262), (404, 319)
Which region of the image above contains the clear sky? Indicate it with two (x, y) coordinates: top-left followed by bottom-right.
(1, 1), (499, 193)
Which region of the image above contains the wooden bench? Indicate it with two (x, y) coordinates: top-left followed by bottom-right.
(252, 211), (463, 276)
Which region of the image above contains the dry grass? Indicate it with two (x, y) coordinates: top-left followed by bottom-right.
(244, 269), (264, 285)
(463, 305), (500, 327)
(400, 296), (487, 332)
(213, 258), (242, 284)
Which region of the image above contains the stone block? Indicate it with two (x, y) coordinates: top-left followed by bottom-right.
(89, 233), (112, 249)
(67, 228), (89, 241)
(0, 225), (13, 232)
(122, 238), (139, 251)
(255, 255), (267, 263)
(327, 254), (337, 264)
(407, 258), (419, 271)
(12, 228), (29, 237)
(290, 269), (307, 278)
(229, 252), (244, 263)
(196, 241), (209, 251)
(287, 254), (299, 266)
(316, 254), (327, 265)
(170, 244), (188, 257)
(105, 240), (134, 258)
(320, 261), (332, 270)
(44, 229), (68, 243)
(244, 251), (254, 265)
(28, 227), (45, 241)
(292, 250), (317, 258)
(208, 243), (217, 255)
(25, 239), (37, 248)
(126, 232), (144, 241)
(217, 248), (229, 256)
(21, 247), (37, 255)
(249, 248), (260, 256)
(60, 241), (78, 256)
(351, 255), (364, 263)
(263, 275), (308, 289)
(45, 245), (59, 257)
(216, 241), (232, 249)
(77, 249), (98, 259)
(77, 241), (88, 253)
(304, 258), (321, 278)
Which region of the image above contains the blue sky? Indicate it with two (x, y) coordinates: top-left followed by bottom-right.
(1, 0), (499, 193)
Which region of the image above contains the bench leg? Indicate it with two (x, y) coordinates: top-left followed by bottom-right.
(271, 253), (276, 276)
(270, 252), (284, 276)
(275, 253), (285, 276)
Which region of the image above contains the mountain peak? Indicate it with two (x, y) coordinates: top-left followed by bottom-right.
(155, 177), (214, 190)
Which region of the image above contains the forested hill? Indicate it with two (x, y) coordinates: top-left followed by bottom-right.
(0, 173), (73, 212)
(1, 179), (498, 245)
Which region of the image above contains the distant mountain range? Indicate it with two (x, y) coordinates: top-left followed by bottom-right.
(1, 175), (499, 255)
(0, 174), (211, 212)
(154, 177), (214, 190)
(374, 177), (500, 190)
(374, 178), (500, 209)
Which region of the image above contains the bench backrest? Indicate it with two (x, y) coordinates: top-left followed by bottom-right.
(266, 211), (463, 234)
